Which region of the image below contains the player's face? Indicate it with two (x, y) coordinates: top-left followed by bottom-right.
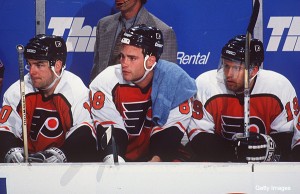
(27, 59), (56, 89)
(115, 0), (138, 11)
(120, 44), (146, 82)
(222, 59), (245, 93)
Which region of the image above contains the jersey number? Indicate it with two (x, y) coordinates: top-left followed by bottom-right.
(179, 100), (191, 114)
(285, 97), (299, 122)
(191, 100), (203, 120)
(0, 105), (13, 123)
(91, 91), (105, 110)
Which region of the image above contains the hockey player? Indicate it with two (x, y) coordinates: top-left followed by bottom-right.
(292, 112), (300, 161)
(0, 34), (97, 163)
(90, 24), (196, 162)
(188, 35), (299, 162)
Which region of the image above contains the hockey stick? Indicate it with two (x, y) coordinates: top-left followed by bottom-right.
(111, 135), (118, 163)
(102, 125), (119, 164)
(16, 44), (29, 163)
(244, 0), (260, 137)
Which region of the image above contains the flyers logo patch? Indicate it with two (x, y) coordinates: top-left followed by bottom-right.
(122, 100), (152, 135)
(221, 115), (266, 139)
(30, 108), (63, 141)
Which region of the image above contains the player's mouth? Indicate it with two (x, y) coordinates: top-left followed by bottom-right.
(30, 77), (42, 84)
(31, 77), (39, 81)
(116, 0), (129, 8)
(122, 70), (130, 75)
(226, 80), (236, 87)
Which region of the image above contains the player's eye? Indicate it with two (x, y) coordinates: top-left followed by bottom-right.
(129, 56), (136, 61)
(36, 62), (45, 68)
(232, 66), (241, 71)
(223, 64), (230, 70)
(25, 61), (48, 70)
(223, 64), (243, 72)
(118, 53), (123, 59)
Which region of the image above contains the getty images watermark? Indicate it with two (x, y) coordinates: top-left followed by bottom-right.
(255, 185), (292, 192)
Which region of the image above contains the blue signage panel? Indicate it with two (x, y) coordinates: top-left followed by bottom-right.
(0, 0), (299, 105)
(263, 0), (300, 96)
(44, 0), (252, 84)
(0, 0), (35, 105)
(0, 178), (7, 194)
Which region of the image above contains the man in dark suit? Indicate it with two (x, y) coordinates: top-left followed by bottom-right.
(90, 0), (178, 81)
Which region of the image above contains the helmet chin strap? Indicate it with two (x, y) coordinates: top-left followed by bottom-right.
(235, 68), (260, 95)
(249, 68), (260, 83)
(133, 55), (156, 84)
(39, 65), (66, 91)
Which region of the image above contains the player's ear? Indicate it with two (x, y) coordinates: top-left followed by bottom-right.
(54, 60), (63, 73)
(250, 65), (259, 77)
(146, 55), (156, 69)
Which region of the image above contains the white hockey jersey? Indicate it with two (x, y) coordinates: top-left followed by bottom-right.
(293, 113), (300, 148)
(0, 71), (95, 153)
(188, 69), (299, 147)
(89, 64), (192, 161)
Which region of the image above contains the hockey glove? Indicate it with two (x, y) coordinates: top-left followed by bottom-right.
(4, 147), (25, 163)
(234, 132), (279, 162)
(28, 147), (67, 163)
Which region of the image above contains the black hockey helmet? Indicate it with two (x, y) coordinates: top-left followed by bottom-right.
(121, 24), (164, 60)
(0, 59), (4, 78)
(24, 34), (67, 67)
(221, 35), (264, 66)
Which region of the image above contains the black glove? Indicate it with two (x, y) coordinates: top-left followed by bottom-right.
(234, 132), (279, 162)
(28, 147), (67, 163)
(4, 147), (24, 163)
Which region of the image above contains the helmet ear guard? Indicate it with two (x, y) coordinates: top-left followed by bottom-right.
(221, 35), (264, 67)
(121, 24), (164, 61)
(24, 34), (67, 67)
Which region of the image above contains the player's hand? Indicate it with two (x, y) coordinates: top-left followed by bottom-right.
(103, 154), (125, 164)
(28, 147), (67, 163)
(4, 147), (25, 163)
(234, 132), (279, 162)
(148, 155), (162, 162)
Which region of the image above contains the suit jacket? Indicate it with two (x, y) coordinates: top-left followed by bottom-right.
(90, 7), (178, 81)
